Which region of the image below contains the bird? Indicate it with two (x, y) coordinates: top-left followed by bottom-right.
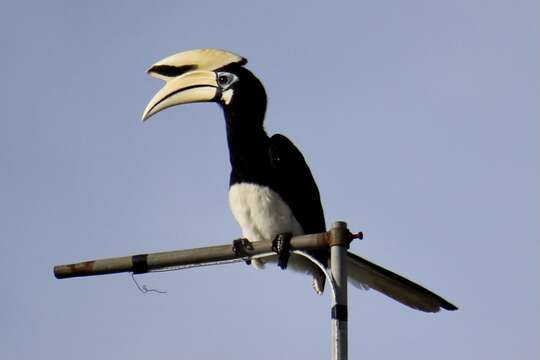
(142, 48), (457, 312)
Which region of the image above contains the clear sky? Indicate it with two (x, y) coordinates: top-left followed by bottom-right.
(2, 1), (539, 359)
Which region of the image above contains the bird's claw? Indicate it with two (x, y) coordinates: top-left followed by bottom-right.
(232, 238), (252, 265)
(272, 232), (292, 270)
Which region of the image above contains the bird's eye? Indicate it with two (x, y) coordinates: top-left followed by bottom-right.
(216, 72), (238, 89)
(218, 75), (229, 85)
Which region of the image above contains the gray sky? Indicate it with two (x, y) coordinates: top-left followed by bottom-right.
(2, 1), (539, 359)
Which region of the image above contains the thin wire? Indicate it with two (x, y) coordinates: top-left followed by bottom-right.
(131, 273), (167, 294)
(133, 250), (337, 303)
(148, 252), (278, 273)
(292, 250), (337, 304)
(292, 250), (342, 360)
(149, 258), (245, 272)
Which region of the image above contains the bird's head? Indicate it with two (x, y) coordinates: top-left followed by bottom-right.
(142, 48), (266, 123)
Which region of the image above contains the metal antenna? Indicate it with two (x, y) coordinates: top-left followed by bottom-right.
(54, 222), (357, 360)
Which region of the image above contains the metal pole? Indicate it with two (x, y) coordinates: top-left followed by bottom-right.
(330, 221), (349, 360)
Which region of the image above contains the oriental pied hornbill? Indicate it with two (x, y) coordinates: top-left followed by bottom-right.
(142, 49), (457, 312)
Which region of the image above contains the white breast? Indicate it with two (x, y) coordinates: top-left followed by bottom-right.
(229, 183), (322, 291)
(228, 183), (303, 243)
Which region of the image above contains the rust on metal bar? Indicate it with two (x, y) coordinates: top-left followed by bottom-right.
(328, 221), (353, 248)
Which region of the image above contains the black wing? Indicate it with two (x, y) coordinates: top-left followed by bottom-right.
(268, 134), (326, 235)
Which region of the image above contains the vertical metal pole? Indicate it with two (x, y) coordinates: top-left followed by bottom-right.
(330, 221), (349, 360)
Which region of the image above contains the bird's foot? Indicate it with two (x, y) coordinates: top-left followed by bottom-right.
(272, 232), (292, 270)
(232, 238), (252, 265)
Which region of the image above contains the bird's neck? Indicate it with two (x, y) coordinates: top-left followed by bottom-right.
(224, 108), (270, 184)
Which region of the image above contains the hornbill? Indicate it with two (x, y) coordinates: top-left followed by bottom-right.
(142, 49), (457, 312)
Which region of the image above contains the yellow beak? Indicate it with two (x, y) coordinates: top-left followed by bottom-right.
(142, 70), (218, 121)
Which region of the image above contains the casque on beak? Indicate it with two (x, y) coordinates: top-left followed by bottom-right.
(142, 48), (246, 121)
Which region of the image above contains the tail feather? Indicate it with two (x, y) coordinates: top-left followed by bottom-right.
(347, 252), (458, 313)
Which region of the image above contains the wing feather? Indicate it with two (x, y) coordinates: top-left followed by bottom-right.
(268, 134), (326, 234)
(348, 252), (458, 312)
